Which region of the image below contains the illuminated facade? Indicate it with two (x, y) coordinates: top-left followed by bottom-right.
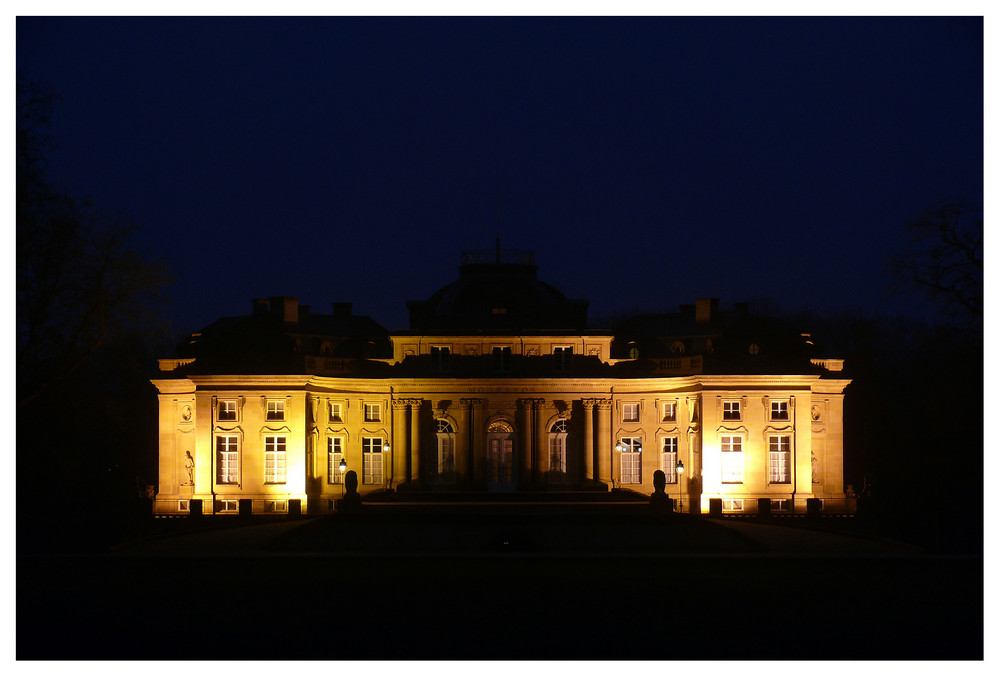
(152, 249), (851, 515)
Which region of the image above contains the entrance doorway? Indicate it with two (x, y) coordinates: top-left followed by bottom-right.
(486, 420), (516, 492)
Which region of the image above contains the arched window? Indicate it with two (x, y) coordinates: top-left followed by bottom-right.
(549, 419), (568, 473)
(670, 341), (686, 355)
(436, 419), (455, 477)
(627, 343), (640, 359)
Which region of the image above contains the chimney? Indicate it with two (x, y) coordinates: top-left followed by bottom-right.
(332, 302), (353, 317)
(269, 296), (299, 323)
(734, 301), (749, 314)
(695, 298), (719, 324)
(252, 298), (269, 315)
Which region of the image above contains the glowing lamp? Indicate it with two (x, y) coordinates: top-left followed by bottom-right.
(383, 443), (391, 452)
(615, 443), (623, 452)
(676, 459), (685, 475)
(339, 458), (348, 473)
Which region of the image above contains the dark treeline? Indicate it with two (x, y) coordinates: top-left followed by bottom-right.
(17, 80), (172, 552)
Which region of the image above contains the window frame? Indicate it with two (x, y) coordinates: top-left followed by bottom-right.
(622, 402), (640, 423)
(720, 434), (744, 484)
(770, 400), (790, 421)
(436, 419), (456, 477)
(662, 402), (677, 423)
(218, 399), (238, 422)
(768, 434), (792, 484)
(266, 399), (286, 422)
(619, 436), (642, 485)
(552, 345), (573, 371)
(263, 435), (287, 484)
(430, 345), (451, 371)
(364, 402), (382, 423)
(362, 436), (385, 484)
(329, 401), (343, 423)
(215, 434), (240, 485)
(327, 436), (345, 484)
(722, 400), (741, 421)
(548, 419), (568, 473)
(661, 436), (678, 484)
(492, 346), (513, 372)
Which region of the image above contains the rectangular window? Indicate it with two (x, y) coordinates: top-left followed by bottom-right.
(364, 402), (381, 422)
(620, 436), (642, 484)
(622, 403), (640, 422)
(362, 437), (384, 484)
(329, 402), (342, 422)
(216, 435), (239, 484)
(662, 402), (677, 422)
(553, 346), (572, 371)
(661, 437), (678, 483)
(264, 435), (287, 484)
(266, 400), (285, 421)
(492, 346), (512, 372)
(218, 400), (237, 421)
(327, 437), (344, 484)
(217, 499), (238, 512)
(723, 401), (741, 421)
(768, 435), (791, 484)
(770, 400), (789, 421)
(431, 346), (451, 370)
(264, 500), (287, 513)
(722, 498), (744, 512)
(721, 435), (743, 483)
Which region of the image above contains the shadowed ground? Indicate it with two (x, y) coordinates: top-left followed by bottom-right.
(17, 508), (981, 660)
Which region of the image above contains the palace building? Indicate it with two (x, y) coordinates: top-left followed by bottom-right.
(151, 248), (852, 515)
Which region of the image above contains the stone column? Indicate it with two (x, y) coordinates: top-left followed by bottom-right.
(392, 399), (409, 486)
(596, 398), (612, 490)
(518, 399), (533, 486)
(534, 399), (546, 482)
(457, 399), (471, 482)
(409, 398), (422, 483)
(469, 399), (484, 482)
(583, 399), (595, 483)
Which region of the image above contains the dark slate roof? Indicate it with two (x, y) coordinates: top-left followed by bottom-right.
(405, 251), (589, 333)
(176, 300), (392, 374)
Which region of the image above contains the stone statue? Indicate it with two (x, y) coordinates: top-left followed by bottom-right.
(649, 469), (671, 514)
(338, 470), (363, 514)
(183, 450), (195, 486)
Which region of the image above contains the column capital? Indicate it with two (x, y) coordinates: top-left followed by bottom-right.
(519, 397), (544, 409)
(595, 398), (613, 410)
(460, 397), (483, 409)
(392, 399), (410, 410)
(582, 398), (597, 410)
(405, 397), (424, 408)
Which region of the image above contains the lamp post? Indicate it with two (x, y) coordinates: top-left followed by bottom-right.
(676, 459), (685, 513)
(339, 457), (347, 500)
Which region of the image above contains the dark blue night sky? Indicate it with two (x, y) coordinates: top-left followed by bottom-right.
(16, 16), (983, 335)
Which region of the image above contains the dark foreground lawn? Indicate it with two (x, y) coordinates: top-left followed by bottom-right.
(17, 512), (983, 660)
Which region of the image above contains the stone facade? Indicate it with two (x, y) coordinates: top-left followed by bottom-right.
(152, 249), (851, 515)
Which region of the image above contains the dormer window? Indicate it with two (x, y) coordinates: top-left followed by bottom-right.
(431, 346), (451, 371)
(492, 346), (512, 372)
(553, 346), (572, 371)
